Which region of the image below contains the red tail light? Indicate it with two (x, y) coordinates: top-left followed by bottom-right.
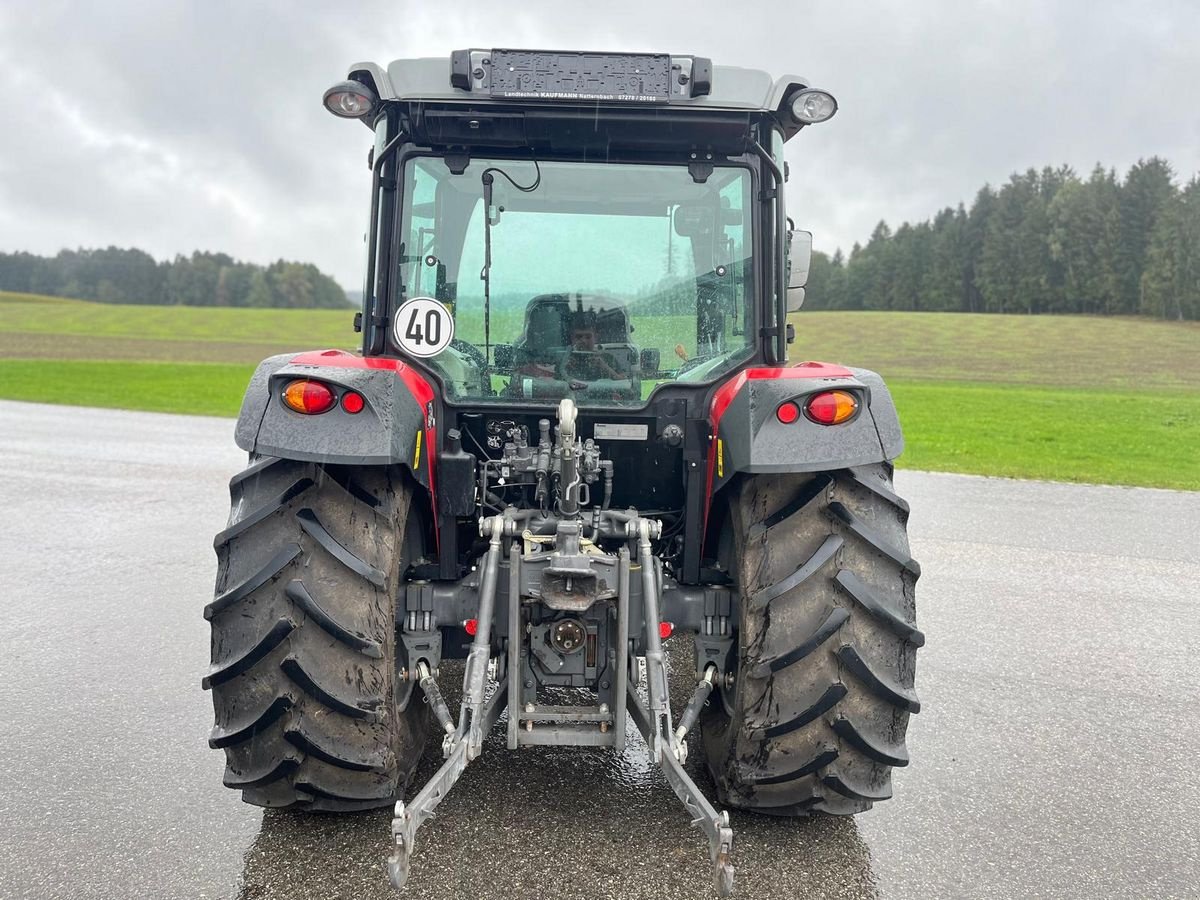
(659, 621), (674, 640)
(341, 390), (365, 414)
(804, 390), (859, 425)
(464, 618), (478, 636)
(282, 379), (336, 415)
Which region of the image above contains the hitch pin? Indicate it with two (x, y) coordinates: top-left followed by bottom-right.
(674, 665), (718, 742)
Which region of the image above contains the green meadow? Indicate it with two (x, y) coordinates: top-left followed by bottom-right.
(1, 291), (1196, 489)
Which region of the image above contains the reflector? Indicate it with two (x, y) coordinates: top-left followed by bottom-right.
(776, 401), (801, 424)
(341, 391), (365, 414)
(659, 621), (673, 639)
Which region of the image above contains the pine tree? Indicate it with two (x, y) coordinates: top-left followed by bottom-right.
(1119, 157), (1176, 315)
(844, 242), (868, 310)
(1142, 176), (1200, 321)
(963, 188), (995, 312)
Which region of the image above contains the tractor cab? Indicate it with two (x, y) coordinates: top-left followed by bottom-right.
(324, 50), (836, 410)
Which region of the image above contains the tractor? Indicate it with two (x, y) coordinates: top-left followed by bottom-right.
(204, 49), (922, 896)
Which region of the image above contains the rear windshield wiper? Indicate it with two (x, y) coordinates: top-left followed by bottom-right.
(479, 160), (542, 364)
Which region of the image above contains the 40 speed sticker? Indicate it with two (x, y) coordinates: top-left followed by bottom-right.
(393, 296), (454, 357)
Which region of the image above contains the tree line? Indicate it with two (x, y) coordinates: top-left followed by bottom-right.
(0, 247), (351, 309)
(806, 158), (1199, 320)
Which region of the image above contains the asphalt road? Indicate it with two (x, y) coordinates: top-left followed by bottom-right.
(1, 399), (1198, 900)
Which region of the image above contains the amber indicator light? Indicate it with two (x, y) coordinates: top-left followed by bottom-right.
(804, 390), (859, 425)
(282, 379), (336, 415)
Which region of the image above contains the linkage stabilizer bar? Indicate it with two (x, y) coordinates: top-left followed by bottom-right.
(627, 517), (736, 897)
(387, 683), (508, 889)
(387, 513), (511, 891)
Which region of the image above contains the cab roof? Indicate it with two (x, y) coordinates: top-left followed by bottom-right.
(345, 51), (812, 140)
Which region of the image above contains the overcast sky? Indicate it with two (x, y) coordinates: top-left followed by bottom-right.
(1, 1), (1197, 289)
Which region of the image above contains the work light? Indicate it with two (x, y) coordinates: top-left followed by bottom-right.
(789, 89), (838, 124)
(323, 80), (377, 118)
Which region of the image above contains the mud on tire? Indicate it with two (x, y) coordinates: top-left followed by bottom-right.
(700, 463), (922, 815)
(204, 456), (429, 811)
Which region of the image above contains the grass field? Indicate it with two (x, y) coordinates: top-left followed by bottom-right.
(2, 290), (1197, 489)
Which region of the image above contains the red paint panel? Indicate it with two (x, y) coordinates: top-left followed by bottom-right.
(290, 350), (439, 544)
(706, 361), (853, 432)
(745, 361), (853, 380)
(702, 361), (855, 534)
(290, 350), (435, 412)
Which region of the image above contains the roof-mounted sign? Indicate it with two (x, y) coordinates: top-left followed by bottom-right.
(450, 49), (711, 101)
(488, 50), (671, 103)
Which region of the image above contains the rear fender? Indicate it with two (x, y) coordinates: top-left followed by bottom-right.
(707, 361), (903, 494)
(234, 350), (436, 493)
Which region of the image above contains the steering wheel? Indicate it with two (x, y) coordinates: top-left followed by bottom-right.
(446, 338), (492, 395)
(450, 338), (487, 368)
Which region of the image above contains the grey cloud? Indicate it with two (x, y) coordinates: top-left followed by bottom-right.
(1, 0), (1197, 286)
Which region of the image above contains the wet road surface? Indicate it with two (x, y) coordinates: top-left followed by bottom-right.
(1, 399), (1198, 899)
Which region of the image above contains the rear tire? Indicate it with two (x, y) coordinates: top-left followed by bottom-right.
(700, 463), (922, 814)
(204, 456), (429, 811)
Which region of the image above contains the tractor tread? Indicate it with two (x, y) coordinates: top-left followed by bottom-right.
(308, 797), (392, 812)
(834, 569), (925, 645)
(750, 534), (843, 609)
(208, 694), (296, 749)
(201, 617), (296, 689)
(228, 455), (288, 488)
(296, 507), (387, 587)
(746, 748), (838, 785)
(205, 542), (302, 620)
(285, 579), (383, 658)
(325, 470), (384, 510)
(240, 784), (315, 809)
(223, 755), (301, 790)
(822, 771), (893, 803)
(284, 719), (391, 772)
(827, 500), (921, 576)
(280, 655), (383, 720)
(845, 465), (910, 514)
(295, 776), (395, 804)
(835, 644), (921, 713)
(831, 716), (909, 767)
(213, 477), (315, 547)
(757, 798), (823, 816)
(760, 683), (847, 739)
(753, 607), (850, 677)
(755, 473), (833, 534)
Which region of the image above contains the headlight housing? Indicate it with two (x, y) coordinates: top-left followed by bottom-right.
(323, 80), (378, 119)
(789, 89), (838, 125)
